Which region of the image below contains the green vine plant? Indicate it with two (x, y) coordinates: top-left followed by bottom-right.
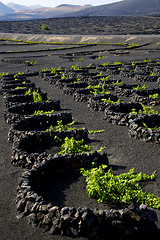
(101, 98), (121, 104)
(71, 65), (82, 70)
(149, 71), (156, 77)
(129, 104), (158, 115)
(46, 121), (106, 154)
(72, 57), (83, 61)
(132, 85), (147, 90)
(56, 120), (75, 131)
(25, 60), (38, 66)
(90, 82), (110, 95)
(118, 67), (124, 71)
(131, 61), (140, 66)
(113, 61), (123, 65)
(14, 86), (26, 90)
(73, 78), (81, 83)
(110, 80), (123, 85)
(97, 71), (103, 76)
(25, 89), (43, 102)
(54, 73), (61, 78)
(127, 43), (139, 49)
(99, 75), (110, 81)
(14, 72), (25, 79)
(3, 47), (73, 54)
(25, 89), (32, 95)
(149, 93), (160, 99)
(46, 120), (105, 135)
(143, 58), (152, 63)
(91, 89), (110, 96)
(32, 92), (42, 102)
(86, 64), (93, 68)
(0, 38), (23, 42)
(142, 122), (160, 131)
(0, 72), (9, 76)
(96, 55), (105, 59)
(80, 164), (160, 209)
(52, 69), (62, 74)
(61, 73), (70, 79)
(38, 24), (49, 31)
(102, 62), (110, 66)
(86, 83), (101, 89)
(49, 67), (62, 73)
(46, 120), (75, 132)
(58, 137), (104, 155)
(31, 110), (54, 116)
(88, 129), (105, 134)
(59, 137), (93, 154)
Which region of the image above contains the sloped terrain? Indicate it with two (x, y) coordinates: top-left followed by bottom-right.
(0, 34), (160, 239)
(61, 0), (160, 17)
(0, 16), (160, 35)
(0, 1), (14, 15)
(1, 0), (160, 20)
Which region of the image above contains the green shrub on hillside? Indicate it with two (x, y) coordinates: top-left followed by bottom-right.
(38, 24), (49, 31)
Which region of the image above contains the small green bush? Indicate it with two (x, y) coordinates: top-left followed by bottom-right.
(129, 104), (158, 115)
(110, 80), (123, 85)
(38, 24), (49, 31)
(32, 92), (43, 102)
(143, 122), (160, 130)
(101, 98), (120, 104)
(132, 85), (146, 90)
(31, 110), (54, 116)
(25, 89), (43, 102)
(149, 93), (160, 99)
(71, 65), (82, 70)
(55, 120), (75, 132)
(14, 86), (26, 90)
(81, 165), (160, 209)
(59, 137), (93, 154)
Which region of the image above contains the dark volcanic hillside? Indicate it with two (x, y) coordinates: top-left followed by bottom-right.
(62, 0), (160, 17)
(0, 16), (159, 35)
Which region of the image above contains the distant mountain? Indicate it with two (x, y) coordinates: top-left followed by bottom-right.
(0, 4), (92, 20)
(31, 4), (92, 18)
(29, 5), (44, 10)
(0, 1), (14, 15)
(7, 3), (30, 10)
(61, 0), (160, 17)
(7, 3), (44, 11)
(57, 4), (82, 8)
(1, 0), (160, 21)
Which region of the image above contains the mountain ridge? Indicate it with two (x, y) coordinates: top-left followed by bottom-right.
(0, 0), (160, 21)
(6, 3), (44, 11)
(61, 0), (160, 17)
(0, 1), (14, 15)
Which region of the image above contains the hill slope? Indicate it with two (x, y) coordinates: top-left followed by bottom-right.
(7, 3), (44, 11)
(7, 3), (30, 10)
(1, 0), (160, 20)
(0, 4), (92, 20)
(32, 5), (92, 18)
(62, 0), (160, 17)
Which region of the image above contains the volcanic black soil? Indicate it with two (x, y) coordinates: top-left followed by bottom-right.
(0, 30), (160, 240)
(0, 16), (160, 35)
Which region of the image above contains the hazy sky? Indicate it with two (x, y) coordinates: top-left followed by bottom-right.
(1, 0), (123, 8)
